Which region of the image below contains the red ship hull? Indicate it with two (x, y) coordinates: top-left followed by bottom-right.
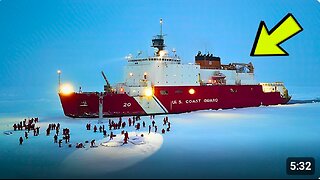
(59, 85), (290, 118)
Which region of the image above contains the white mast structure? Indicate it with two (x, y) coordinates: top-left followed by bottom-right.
(57, 70), (61, 93)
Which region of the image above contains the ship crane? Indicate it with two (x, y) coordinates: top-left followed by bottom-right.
(101, 71), (112, 93)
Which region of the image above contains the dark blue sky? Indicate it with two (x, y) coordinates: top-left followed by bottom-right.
(0, 0), (319, 97)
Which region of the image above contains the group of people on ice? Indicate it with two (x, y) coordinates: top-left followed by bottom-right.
(15, 117), (71, 148)
(46, 123), (60, 136)
(16, 114), (173, 148)
(88, 114), (173, 145)
(15, 117), (40, 145)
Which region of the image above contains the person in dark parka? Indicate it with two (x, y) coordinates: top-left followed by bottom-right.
(19, 137), (23, 145)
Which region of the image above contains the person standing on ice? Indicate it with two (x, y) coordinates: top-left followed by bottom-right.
(28, 124), (32, 133)
(123, 131), (129, 144)
(110, 132), (114, 140)
(108, 122), (112, 130)
(148, 125), (151, 134)
(23, 120), (26, 128)
(152, 120), (155, 127)
(24, 132), (28, 139)
(128, 118), (132, 127)
(94, 125), (97, 132)
(34, 127), (38, 135)
(58, 139), (62, 147)
(167, 122), (171, 132)
(27, 124), (30, 133)
(13, 124), (17, 131)
(19, 137), (23, 145)
(163, 118), (166, 126)
(155, 126), (158, 133)
(54, 134), (58, 143)
(66, 134), (70, 143)
(90, 139), (96, 147)
(136, 123), (140, 131)
(46, 127), (50, 136)
(55, 127), (59, 135)
(143, 121), (146, 128)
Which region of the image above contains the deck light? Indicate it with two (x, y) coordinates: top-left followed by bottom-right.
(60, 83), (74, 95)
(189, 88), (195, 95)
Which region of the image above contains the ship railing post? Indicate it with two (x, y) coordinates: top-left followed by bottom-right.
(98, 93), (103, 123)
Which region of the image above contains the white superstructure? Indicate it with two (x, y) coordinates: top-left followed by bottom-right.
(115, 19), (258, 97)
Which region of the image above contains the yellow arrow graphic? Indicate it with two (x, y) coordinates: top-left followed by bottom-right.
(250, 13), (303, 56)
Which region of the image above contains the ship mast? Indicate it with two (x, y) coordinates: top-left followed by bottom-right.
(151, 18), (166, 56)
(160, 18), (163, 37)
(57, 70), (61, 93)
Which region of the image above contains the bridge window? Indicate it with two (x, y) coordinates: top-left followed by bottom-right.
(160, 90), (168, 95)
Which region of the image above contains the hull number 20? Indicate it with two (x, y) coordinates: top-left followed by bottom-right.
(123, 103), (131, 108)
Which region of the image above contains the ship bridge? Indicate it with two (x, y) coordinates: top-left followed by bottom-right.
(126, 18), (181, 65)
(121, 18), (200, 93)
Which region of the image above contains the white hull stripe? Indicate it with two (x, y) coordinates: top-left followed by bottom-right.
(153, 96), (168, 113)
(133, 96), (166, 114)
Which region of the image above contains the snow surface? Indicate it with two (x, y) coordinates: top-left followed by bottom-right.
(60, 132), (163, 177)
(0, 86), (319, 178)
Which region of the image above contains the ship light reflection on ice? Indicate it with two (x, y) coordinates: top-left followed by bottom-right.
(60, 83), (74, 95)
